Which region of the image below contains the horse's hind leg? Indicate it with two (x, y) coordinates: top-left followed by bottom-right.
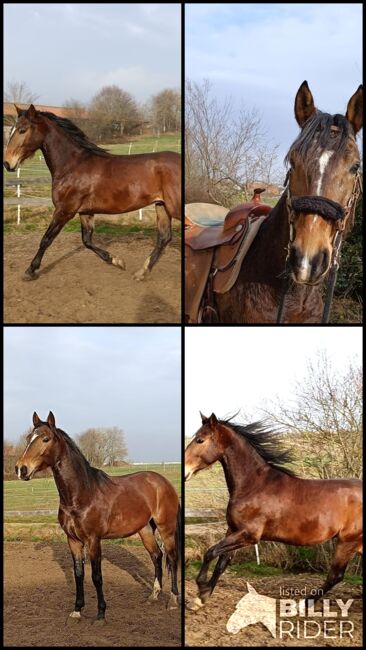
(155, 520), (180, 609)
(80, 214), (125, 270)
(25, 208), (76, 279)
(133, 203), (172, 281)
(138, 522), (163, 602)
(310, 539), (361, 602)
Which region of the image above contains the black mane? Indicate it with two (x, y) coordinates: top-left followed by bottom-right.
(39, 111), (110, 157)
(285, 110), (354, 169)
(219, 417), (297, 476)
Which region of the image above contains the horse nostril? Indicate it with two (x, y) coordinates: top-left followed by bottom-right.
(20, 465), (28, 478)
(312, 250), (329, 277)
(3, 161), (11, 172)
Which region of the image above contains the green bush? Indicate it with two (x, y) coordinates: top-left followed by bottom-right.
(336, 198), (363, 300)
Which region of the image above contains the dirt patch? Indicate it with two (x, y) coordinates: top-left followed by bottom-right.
(185, 576), (362, 647)
(4, 233), (181, 323)
(4, 541), (181, 647)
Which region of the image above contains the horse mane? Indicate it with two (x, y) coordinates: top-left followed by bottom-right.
(53, 426), (112, 486)
(39, 111), (111, 157)
(219, 417), (297, 477)
(285, 110), (355, 170)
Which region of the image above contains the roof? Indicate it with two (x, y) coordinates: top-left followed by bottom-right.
(3, 102), (88, 119)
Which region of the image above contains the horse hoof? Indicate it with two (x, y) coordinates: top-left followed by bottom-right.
(23, 269), (38, 281)
(66, 611), (82, 625)
(166, 594), (179, 610)
(92, 618), (107, 626)
(112, 257), (126, 270)
(185, 596), (204, 612)
(133, 269), (146, 281)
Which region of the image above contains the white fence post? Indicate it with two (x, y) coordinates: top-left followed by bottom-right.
(17, 168), (21, 224)
(128, 143), (132, 155)
(139, 209), (143, 221)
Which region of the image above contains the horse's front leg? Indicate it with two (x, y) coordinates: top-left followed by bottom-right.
(25, 208), (76, 279)
(89, 537), (107, 622)
(187, 529), (257, 611)
(67, 537), (85, 621)
(80, 214), (125, 270)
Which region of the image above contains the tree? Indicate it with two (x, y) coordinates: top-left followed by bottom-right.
(263, 351), (362, 479)
(89, 85), (142, 141)
(77, 426), (128, 467)
(150, 88), (181, 134)
(4, 80), (39, 104)
(185, 79), (280, 205)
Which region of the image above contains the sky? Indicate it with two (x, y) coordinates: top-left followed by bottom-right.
(4, 327), (181, 462)
(185, 3), (362, 160)
(4, 3), (181, 105)
(185, 327), (362, 438)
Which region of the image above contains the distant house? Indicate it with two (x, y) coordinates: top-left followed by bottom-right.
(3, 102), (89, 144)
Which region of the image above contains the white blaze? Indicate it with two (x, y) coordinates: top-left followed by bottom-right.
(316, 151), (334, 195)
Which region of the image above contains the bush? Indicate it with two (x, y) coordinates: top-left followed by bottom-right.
(335, 198), (363, 300)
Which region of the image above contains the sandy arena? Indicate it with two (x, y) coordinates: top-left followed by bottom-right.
(4, 232), (181, 323)
(4, 541), (181, 647)
(185, 575), (362, 647)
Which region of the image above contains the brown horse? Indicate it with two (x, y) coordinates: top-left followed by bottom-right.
(197, 82), (362, 323)
(4, 105), (181, 281)
(185, 413), (362, 610)
(15, 412), (181, 620)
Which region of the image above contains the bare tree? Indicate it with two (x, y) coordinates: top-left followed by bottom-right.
(4, 80), (39, 104)
(150, 88), (181, 134)
(263, 351), (362, 479)
(185, 79), (280, 205)
(77, 426), (129, 467)
(89, 85), (142, 141)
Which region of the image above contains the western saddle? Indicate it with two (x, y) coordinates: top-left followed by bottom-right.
(185, 189), (272, 322)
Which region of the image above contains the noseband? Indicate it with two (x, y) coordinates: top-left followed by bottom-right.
(277, 168), (362, 324)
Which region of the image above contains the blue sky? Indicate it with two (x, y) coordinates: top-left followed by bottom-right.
(4, 327), (181, 462)
(185, 327), (362, 437)
(186, 3), (362, 159)
(4, 3), (181, 105)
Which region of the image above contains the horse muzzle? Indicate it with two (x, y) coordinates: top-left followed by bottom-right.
(288, 246), (330, 285)
(15, 464), (34, 480)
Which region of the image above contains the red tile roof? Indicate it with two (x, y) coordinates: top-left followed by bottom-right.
(4, 102), (88, 118)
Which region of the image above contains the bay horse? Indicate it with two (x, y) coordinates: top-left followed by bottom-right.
(205, 82), (362, 322)
(15, 412), (181, 620)
(4, 105), (181, 281)
(185, 413), (362, 610)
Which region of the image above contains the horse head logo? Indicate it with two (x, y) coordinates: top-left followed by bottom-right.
(226, 582), (277, 638)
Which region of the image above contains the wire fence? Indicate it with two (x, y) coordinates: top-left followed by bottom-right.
(4, 136), (181, 224)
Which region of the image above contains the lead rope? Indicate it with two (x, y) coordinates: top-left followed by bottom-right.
(321, 230), (343, 323)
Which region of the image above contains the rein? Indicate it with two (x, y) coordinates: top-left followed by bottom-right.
(277, 169), (362, 324)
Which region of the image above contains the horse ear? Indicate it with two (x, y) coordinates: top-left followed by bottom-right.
(200, 411), (208, 423)
(346, 85), (363, 135)
(208, 413), (218, 428)
(14, 104), (22, 117)
(27, 104), (37, 120)
(33, 412), (42, 427)
(47, 411), (56, 428)
(294, 81), (316, 127)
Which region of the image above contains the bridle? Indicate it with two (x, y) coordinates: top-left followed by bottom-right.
(277, 165), (362, 324)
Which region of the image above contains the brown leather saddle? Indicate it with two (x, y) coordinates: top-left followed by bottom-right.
(185, 189), (272, 322)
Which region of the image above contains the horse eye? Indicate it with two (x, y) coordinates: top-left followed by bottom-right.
(18, 128), (26, 134)
(196, 438), (204, 444)
(43, 437), (50, 443)
(350, 162), (360, 174)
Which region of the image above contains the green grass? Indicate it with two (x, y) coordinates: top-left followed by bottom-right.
(4, 463), (181, 517)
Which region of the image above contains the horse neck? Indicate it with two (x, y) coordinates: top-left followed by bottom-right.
(52, 441), (93, 506)
(41, 120), (83, 178)
(218, 429), (269, 497)
(261, 192), (290, 274)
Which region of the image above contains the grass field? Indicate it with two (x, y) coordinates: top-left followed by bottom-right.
(4, 463), (181, 517)
(185, 463), (228, 511)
